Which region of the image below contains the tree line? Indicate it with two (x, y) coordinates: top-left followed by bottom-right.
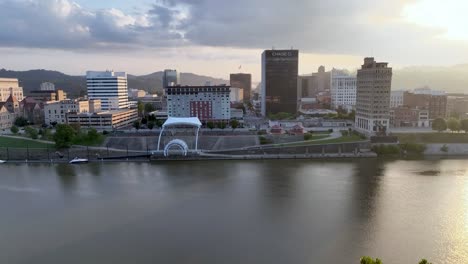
(432, 117), (468, 132)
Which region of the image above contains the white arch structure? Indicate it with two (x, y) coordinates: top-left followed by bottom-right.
(157, 117), (202, 152)
(164, 139), (189, 157)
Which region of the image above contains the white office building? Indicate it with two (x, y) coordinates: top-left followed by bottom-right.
(0, 78), (24, 101)
(330, 69), (356, 112)
(165, 85), (231, 122)
(40, 82), (56, 91)
(390, 90), (405, 108)
(86, 71), (129, 111)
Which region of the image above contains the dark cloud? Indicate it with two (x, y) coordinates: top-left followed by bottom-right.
(0, 0), (185, 49)
(0, 0), (467, 64)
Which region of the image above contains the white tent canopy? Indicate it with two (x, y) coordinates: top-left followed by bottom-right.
(157, 117), (202, 152)
(162, 117), (202, 128)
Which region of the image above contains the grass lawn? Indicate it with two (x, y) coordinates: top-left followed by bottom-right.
(395, 133), (468, 143)
(309, 134), (364, 144)
(0, 136), (53, 149)
(275, 135), (331, 147)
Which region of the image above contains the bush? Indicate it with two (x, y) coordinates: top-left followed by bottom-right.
(41, 128), (53, 140)
(24, 126), (38, 139)
(14, 117), (28, 127)
(372, 144), (400, 156)
(304, 133), (314, 141)
(257, 130), (267, 135)
(327, 128), (333, 133)
(341, 130), (349, 136)
(102, 130), (109, 135)
(259, 136), (272, 145)
(10, 125), (19, 134)
(440, 144), (449, 153)
(400, 143), (426, 155)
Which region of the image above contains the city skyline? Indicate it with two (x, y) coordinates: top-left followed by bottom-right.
(1, 0), (468, 82)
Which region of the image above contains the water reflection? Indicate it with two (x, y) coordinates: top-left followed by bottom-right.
(55, 164), (77, 190)
(0, 160), (466, 264)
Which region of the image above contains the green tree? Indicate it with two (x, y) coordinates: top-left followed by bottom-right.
(217, 122), (227, 130)
(360, 256), (383, 264)
(229, 119), (240, 130)
(41, 128), (53, 140)
(69, 123), (81, 133)
(87, 128), (99, 140)
(24, 126), (38, 139)
(461, 119), (468, 133)
(14, 116), (28, 127)
(141, 117), (148, 125)
(447, 117), (460, 132)
(10, 125), (19, 134)
(207, 121), (215, 130)
(137, 100), (144, 116)
(133, 120), (141, 131)
(155, 119), (164, 128)
(54, 124), (76, 149)
(144, 103), (155, 114)
(419, 259), (432, 264)
(432, 118), (447, 132)
(147, 121), (155, 130)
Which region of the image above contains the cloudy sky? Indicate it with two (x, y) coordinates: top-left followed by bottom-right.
(1, 0), (467, 81)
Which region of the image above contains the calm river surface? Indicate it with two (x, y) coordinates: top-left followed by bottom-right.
(0, 159), (467, 264)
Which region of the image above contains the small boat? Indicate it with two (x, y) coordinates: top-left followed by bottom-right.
(0, 160), (6, 164)
(69, 157), (88, 164)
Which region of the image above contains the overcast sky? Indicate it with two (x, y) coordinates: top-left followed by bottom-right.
(1, 0), (467, 81)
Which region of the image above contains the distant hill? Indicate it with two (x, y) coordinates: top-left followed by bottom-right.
(0, 69), (228, 97)
(0, 69), (86, 97)
(2, 65), (468, 96)
(392, 65), (468, 93)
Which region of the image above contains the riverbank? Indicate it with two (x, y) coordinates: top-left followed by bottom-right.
(0, 151), (378, 164)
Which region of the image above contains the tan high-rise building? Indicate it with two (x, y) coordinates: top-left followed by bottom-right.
(355, 58), (392, 135)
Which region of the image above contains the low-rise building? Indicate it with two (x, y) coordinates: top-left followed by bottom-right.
(0, 94), (21, 130)
(129, 89), (147, 99)
(0, 78), (24, 101)
(390, 90), (405, 108)
(390, 106), (429, 128)
(403, 92), (447, 119)
(44, 99), (90, 125)
(29, 89), (67, 102)
(230, 108), (244, 120)
(447, 95), (468, 119)
(20, 97), (44, 125)
(67, 109), (138, 130)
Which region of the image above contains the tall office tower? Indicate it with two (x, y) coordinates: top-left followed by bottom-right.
(330, 69), (357, 112)
(355, 58), (392, 135)
(40, 82), (55, 91)
(86, 71), (129, 111)
(0, 78), (24, 101)
(163, 69), (180, 88)
(230, 73), (251, 102)
(261, 49), (299, 116)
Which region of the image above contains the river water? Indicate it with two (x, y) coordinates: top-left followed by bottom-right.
(0, 159), (467, 264)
